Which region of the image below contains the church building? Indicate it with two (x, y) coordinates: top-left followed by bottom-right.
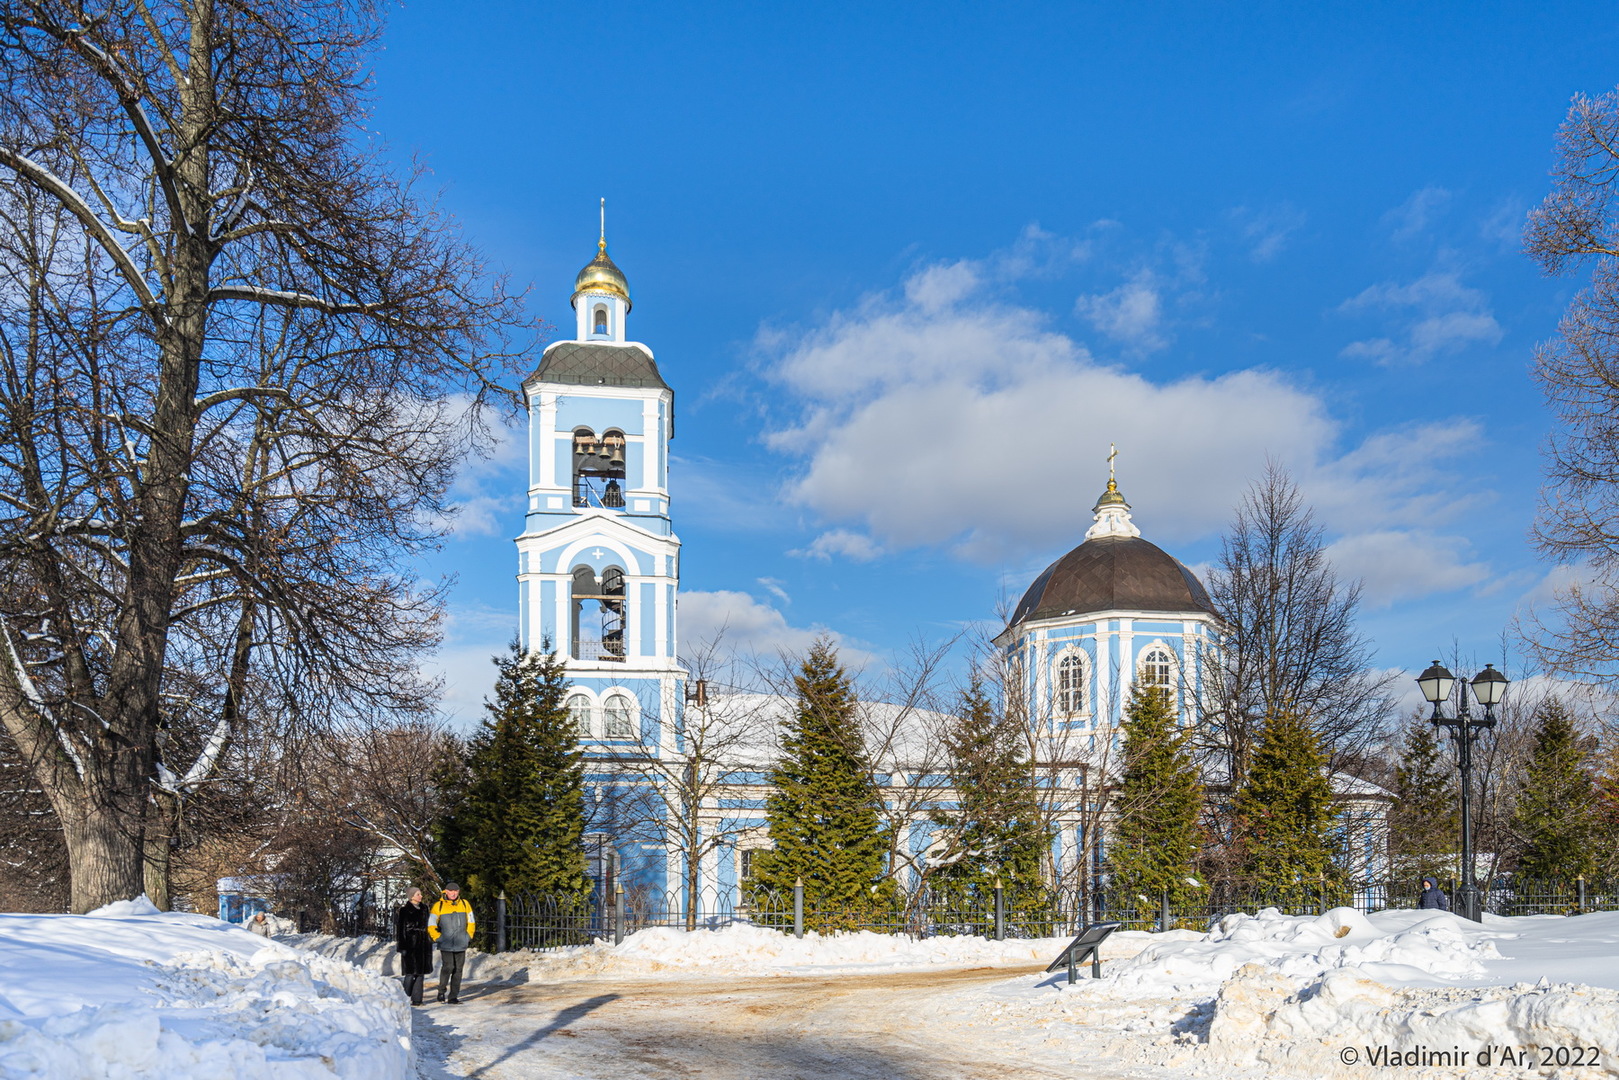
(516, 217), (687, 890)
(513, 222), (1388, 906)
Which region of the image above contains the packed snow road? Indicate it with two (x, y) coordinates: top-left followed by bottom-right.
(410, 965), (1133, 1079)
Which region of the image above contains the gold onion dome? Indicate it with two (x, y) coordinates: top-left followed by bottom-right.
(1093, 477), (1129, 510)
(572, 239), (631, 310)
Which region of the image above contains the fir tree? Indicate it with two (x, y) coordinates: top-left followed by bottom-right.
(1108, 685), (1204, 915)
(1512, 698), (1597, 882)
(1388, 714), (1458, 880)
(1233, 709), (1339, 907)
(1594, 736), (1619, 879)
(752, 640), (890, 921)
(437, 640), (590, 904)
(934, 676), (1046, 889)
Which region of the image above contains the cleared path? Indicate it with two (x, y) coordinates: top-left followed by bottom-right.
(411, 965), (1136, 1079)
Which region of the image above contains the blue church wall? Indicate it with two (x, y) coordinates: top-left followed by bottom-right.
(638, 583), (657, 657)
(554, 396), (647, 435)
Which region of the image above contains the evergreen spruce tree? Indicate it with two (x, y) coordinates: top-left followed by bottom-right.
(1594, 736), (1619, 880)
(1233, 709), (1339, 907)
(1388, 715), (1458, 880)
(1108, 686), (1204, 918)
(1512, 698), (1597, 882)
(934, 676), (1047, 890)
(437, 640), (590, 907)
(752, 639), (890, 923)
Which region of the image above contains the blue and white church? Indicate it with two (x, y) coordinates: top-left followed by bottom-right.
(516, 223), (686, 889)
(513, 228), (1388, 903)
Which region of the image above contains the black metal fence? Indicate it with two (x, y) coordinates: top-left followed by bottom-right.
(331, 876), (1619, 952)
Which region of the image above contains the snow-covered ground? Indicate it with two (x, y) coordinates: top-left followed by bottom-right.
(967, 907), (1619, 1079)
(298, 910), (1619, 1078)
(10, 903), (1619, 1079)
(0, 898), (410, 1079)
(289, 922), (1073, 980)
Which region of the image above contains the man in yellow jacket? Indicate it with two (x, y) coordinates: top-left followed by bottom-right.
(427, 882), (476, 1004)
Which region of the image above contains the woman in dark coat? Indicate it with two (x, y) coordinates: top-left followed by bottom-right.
(395, 887), (434, 1005)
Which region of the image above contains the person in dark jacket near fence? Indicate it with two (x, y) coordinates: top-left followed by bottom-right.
(1418, 876), (1450, 911)
(394, 888), (433, 1006)
(428, 882), (476, 1004)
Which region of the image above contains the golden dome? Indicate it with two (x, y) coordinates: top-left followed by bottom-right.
(1093, 477), (1129, 510)
(571, 239), (631, 310)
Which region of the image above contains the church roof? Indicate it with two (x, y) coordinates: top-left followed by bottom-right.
(1008, 534), (1220, 626)
(532, 341), (670, 391)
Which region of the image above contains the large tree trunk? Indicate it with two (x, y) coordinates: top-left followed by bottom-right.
(61, 800), (146, 915)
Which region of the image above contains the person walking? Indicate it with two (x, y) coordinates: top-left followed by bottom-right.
(394, 887), (433, 1006)
(427, 882), (476, 1004)
(1418, 876), (1450, 911)
(248, 911), (274, 937)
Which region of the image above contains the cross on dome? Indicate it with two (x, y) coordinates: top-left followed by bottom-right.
(1085, 445), (1141, 540)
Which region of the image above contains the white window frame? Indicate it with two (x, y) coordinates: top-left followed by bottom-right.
(603, 692), (638, 739)
(566, 691), (595, 738)
(1054, 649), (1089, 718)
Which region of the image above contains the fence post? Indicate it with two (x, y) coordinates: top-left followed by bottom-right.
(1578, 876), (1587, 914)
(1159, 889), (1170, 933)
(993, 877), (1005, 941)
(496, 890), (507, 954)
(793, 877), (804, 939)
(613, 881), (625, 946)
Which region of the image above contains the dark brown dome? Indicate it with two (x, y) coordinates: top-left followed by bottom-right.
(1009, 535), (1219, 626)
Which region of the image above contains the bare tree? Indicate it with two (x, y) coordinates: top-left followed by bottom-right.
(1522, 86), (1619, 683)
(1205, 463), (1396, 783)
(853, 639), (956, 890)
(0, 1), (528, 910)
(602, 640), (778, 927)
(304, 717), (460, 888)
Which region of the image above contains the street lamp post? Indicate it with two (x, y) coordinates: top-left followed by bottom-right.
(1415, 661), (1509, 922)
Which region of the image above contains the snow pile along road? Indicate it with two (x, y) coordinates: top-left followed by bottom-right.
(1001, 907), (1619, 1079)
(0, 898), (410, 1079)
(293, 922), (1072, 981)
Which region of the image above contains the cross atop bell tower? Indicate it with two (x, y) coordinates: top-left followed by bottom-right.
(573, 198), (631, 342)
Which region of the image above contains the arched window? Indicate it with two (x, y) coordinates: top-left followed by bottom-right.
(567, 693), (593, 736)
(593, 305), (608, 335)
(571, 427), (627, 508)
(571, 565), (626, 662)
(1138, 646), (1175, 689)
(1055, 652), (1087, 716)
(603, 693), (636, 738)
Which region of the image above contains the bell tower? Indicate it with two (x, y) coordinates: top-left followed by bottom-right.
(515, 211), (685, 868)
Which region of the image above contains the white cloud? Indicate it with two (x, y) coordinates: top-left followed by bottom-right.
(790, 529), (883, 562)
(419, 603), (520, 731)
(756, 577), (792, 604)
(1227, 203), (1307, 262)
(1338, 270), (1502, 366)
(444, 403), (527, 538)
(1324, 530), (1491, 607)
(679, 589), (871, 665)
(1479, 197), (1529, 249)
(1384, 186), (1452, 241)
(1075, 270), (1167, 351)
(759, 253), (1486, 565)
(1518, 563), (1596, 610)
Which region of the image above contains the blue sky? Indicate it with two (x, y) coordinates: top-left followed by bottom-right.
(372, 1), (1619, 724)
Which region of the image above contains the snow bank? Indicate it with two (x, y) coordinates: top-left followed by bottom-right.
(0, 898), (410, 1079)
(1004, 907), (1619, 1078)
(290, 923), (1073, 981)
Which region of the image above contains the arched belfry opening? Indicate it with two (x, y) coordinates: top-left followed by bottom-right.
(571, 564), (626, 662)
(572, 427), (627, 508)
(592, 305), (608, 336)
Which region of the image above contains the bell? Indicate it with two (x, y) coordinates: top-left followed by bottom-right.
(607, 444), (626, 469)
(603, 479), (625, 508)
